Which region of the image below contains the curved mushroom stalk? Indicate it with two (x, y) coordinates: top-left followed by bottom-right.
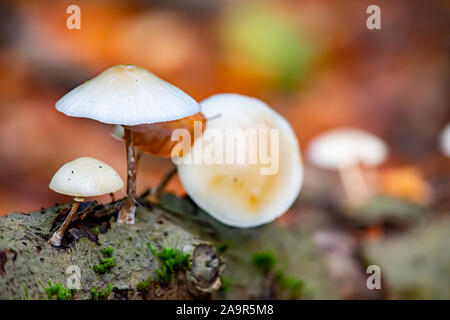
(49, 197), (83, 246)
(146, 166), (178, 204)
(118, 127), (137, 224)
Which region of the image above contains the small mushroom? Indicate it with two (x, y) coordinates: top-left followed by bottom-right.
(177, 94), (303, 228)
(439, 123), (450, 158)
(48, 157), (124, 246)
(56, 65), (200, 224)
(307, 128), (388, 206)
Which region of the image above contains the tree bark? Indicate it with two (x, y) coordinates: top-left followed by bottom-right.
(0, 193), (344, 300)
(0, 197), (224, 300)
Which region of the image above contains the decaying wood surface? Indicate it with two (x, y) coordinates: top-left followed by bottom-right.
(2, 190), (443, 300)
(0, 195), (224, 300)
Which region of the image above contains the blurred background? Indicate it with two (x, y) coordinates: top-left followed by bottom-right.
(0, 0), (449, 299)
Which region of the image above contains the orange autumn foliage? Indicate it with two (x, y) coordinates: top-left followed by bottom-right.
(377, 166), (432, 205)
(131, 113), (206, 158)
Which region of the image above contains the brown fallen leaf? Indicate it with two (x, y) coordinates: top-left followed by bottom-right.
(377, 166), (432, 205)
(131, 112), (206, 158)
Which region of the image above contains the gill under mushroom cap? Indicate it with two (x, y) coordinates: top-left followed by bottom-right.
(177, 93), (303, 228)
(308, 128), (388, 169)
(49, 157), (124, 197)
(56, 65), (200, 125)
(440, 123), (450, 157)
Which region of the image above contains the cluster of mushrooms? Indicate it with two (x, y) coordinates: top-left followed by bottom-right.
(48, 65), (303, 245)
(48, 64), (450, 246)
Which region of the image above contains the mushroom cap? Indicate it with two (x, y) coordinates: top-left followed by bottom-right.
(440, 123), (450, 157)
(307, 128), (388, 169)
(49, 157), (124, 197)
(177, 94), (303, 228)
(56, 65), (200, 125)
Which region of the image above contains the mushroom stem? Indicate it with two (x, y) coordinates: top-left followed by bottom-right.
(338, 164), (372, 206)
(148, 166), (177, 203)
(118, 126), (137, 224)
(49, 197), (83, 246)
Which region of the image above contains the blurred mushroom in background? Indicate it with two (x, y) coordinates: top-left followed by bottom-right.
(307, 128), (388, 207)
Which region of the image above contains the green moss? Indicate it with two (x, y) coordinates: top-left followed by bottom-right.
(38, 280), (77, 300)
(91, 226), (100, 236)
(100, 246), (114, 257)
(219, 276), (233, 293)
(93, 257), (116, 274)
(22, 284), (30, 300)
(217, 240), (232, 254)
(252, 251), (277, 274)
(275, 271), (304, 299)
(91, 282), (114, 300)
(147, 243), (191, 286)
(93, 247), (116, 274)
(252, 251), (304, 299)
(136, 276), (153, 292)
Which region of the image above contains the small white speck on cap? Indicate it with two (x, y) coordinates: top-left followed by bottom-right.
(49, 157), (124, 197)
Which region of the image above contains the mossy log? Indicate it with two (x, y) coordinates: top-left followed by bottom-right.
(0, 192), (349, 300)
(0, 196), (224, 300)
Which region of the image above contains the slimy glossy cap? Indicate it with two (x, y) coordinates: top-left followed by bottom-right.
(56, 65), (200, 125)
(308, 128), (388, 169)
(49, 157), (124, 197)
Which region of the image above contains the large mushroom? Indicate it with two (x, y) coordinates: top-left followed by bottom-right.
(307, 128), (388, 206)
(48, 157), (124, 246)
(176, 94), (303, 228)
(55, 64), (200, 224)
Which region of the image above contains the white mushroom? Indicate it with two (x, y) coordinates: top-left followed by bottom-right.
(307, 128), (388, 206)
(56, 65), (199, 125)
(177, 94), (303, 228)
(439, 123), (450, 158)
(55, 65), (200, 224)
(48, 157), (124, 246)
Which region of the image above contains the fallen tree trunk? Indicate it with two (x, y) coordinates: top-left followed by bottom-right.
(1, 192), (351, 300)
(0, 196), (224, 300)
